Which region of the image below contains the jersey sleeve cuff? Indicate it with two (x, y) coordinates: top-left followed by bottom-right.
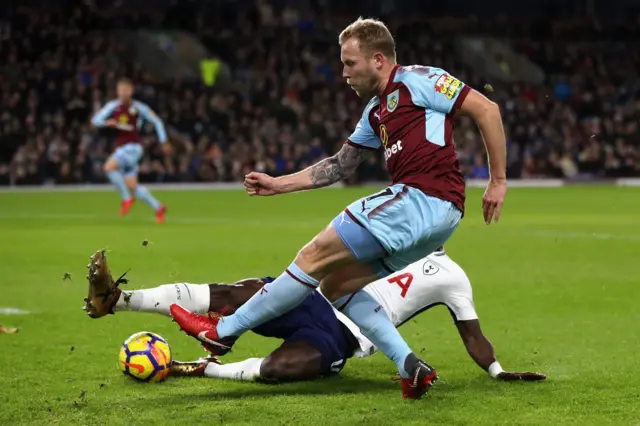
(345, 139), (379, 151)
(451, 85), (471, 113)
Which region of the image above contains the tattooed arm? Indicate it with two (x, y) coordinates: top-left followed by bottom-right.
(310, 143), (372, 187)
(282, 143), (372, 192)
(244, 143), (373, 196)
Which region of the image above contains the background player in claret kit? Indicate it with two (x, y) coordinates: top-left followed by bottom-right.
(91, 78), (169, 223)
(82, 248), (546, 387)
(170, 17), (508, 399)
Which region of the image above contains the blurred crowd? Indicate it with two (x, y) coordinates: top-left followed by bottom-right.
(1, 1), (639, 186)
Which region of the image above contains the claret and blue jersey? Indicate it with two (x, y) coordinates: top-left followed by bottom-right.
(347, 65), (471, 213)
(91, 99), (167, 149)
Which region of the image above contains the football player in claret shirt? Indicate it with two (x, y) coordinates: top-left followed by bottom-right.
(172, 17), (507, 399)
(91, 78), (169, 223)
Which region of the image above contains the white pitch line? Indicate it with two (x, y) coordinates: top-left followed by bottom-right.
(0, 308), (30, 315)
(522, 230), (640, 242)
(1, 213), (639, 242)
(0, 212), (324, 229)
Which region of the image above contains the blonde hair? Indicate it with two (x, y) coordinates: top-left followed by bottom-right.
(339, 17), (396, 62)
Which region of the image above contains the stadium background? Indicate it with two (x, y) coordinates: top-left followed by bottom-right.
(1, 0), (639, 187)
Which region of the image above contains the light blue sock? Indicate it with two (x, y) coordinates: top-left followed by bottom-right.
(334, 291), (413, 378)
(106, 170), (131, 201)
(134, 185), (162, 211)
(216, 262), (318, 338)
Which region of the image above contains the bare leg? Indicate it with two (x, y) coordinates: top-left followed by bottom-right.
(104, 155), (131, 201)
(260, 341), (324, 382)
(171, 340), (325, 383)
(208, 279), (266, 313)
(319, 262), (379, 303)
(125, 172), (163, 213)
(123, 174), (138, 195)
(214, 224), (360, 338)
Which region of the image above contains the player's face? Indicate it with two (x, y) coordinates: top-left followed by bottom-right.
(341, 38), (381, 98)
(117, 83), (133, 100)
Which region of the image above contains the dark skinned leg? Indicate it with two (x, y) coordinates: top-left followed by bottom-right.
(207, 278), (268, 313)
(209, 280), (326, 382)
(259, 340), (324, 383)
(175, 280), (331, 383)
(171, 340), (324, 382)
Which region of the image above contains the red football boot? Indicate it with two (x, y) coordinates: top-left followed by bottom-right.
(155, 204), (166, 224)
(169, 304), (236, 356)
(120, 198), (135, 216)
(396, 355), (439, 399)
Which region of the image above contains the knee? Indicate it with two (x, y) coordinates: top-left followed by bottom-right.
(104, 158), (117, 173)
(298, 237), (324, 262)
(260, 354), (318, 382)
(295, 234), (332, 275)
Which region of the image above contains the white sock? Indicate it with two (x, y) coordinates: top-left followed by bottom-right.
(114, 283), (211, 317)
(204, 358), (264, 381)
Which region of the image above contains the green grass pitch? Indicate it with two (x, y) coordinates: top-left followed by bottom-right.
(0, 186), (639, 425)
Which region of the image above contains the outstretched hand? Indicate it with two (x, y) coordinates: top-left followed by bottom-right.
(496, 371), (547, 382)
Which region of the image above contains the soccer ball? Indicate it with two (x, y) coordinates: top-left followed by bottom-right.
(118, 331), (172, 382)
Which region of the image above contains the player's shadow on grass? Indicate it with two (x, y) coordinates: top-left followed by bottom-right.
(154, 373), (547, 405)
(424, 373), (549, 400)
(159, 375), (395, 402)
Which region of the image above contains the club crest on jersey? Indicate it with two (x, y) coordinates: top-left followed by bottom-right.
(387, 89), (399, 113)
(423, 261), (439, 275)
(128, 106), (137, 115)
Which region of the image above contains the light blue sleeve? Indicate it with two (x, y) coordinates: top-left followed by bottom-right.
(394, 66), (468, 114)
(347, 97), (381, 150)
(90, 100), (119, 126)
(133, 100), (168, 143)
